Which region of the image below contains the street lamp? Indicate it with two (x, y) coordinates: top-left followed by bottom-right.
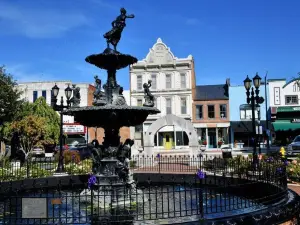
(243, 73), (265, 163)
(51, 83), (72, 174)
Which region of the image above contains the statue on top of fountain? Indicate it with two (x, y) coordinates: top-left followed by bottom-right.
(103, 8), (135, 52)
(143, 80), (155, 107)
(93, 75), (107, 106)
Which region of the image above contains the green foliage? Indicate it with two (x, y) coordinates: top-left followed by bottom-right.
(6, 97), (60, 147)
(54, 150), (81, 164)
(31, 97), (60, 144)
(287, 158), (300, 183)
(0, 66), (24, 140)
(11, 115), (47, 153)
(129, 160), (137, 168)
(64, 159), (92, 175)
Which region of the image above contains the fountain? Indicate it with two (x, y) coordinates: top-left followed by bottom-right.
(0, 7), (299, 225)
(63, 7), (159, 209)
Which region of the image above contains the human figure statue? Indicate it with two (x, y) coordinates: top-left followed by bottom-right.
(90, 144), (103, 174)
(143, 80), (155, 107)
(70, 85), (81, 107)
(115, 138), (134, 182)
(113, 87), (127, 106)
(93, 75), (106, 106)
(103, 8), (135, 51)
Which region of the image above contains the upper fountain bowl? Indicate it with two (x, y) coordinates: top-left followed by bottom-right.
(85, 48), (138, 71)
(63, 105), (160, 128)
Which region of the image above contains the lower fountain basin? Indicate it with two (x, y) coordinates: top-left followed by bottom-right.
(63, 105), (160, 127)
(0, 185), (294, 225)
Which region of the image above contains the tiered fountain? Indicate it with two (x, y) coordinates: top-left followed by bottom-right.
(64, 8), (159, 208)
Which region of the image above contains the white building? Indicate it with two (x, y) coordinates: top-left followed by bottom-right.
(17, 81), (93, 144)
(268, 78), (300, 134)
(129, 38), (197, 155)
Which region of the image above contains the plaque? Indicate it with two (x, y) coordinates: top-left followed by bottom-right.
(22, 198), (47, 219)
(51, 198), (62, 205)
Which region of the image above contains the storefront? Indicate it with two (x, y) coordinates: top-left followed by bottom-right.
(151, 125), (189, 150)
(194, 123), (230, 148)
(230, 121), (272, 148)
(63, 123), (87, 146)
(271, 106), (300, 144)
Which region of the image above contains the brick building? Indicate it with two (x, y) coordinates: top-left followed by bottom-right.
(192, 80), (230, 148)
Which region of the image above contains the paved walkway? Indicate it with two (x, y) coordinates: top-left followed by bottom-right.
(288, 184), (300, 195)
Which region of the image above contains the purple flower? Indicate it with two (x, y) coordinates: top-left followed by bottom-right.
(266, 157), (273, 163)
(88, 174), (97, 189)
(197, 170), (205, 179)
(284, 160), (289, 166)
(156, 153), (160, 158)
(276, 167), (283, 174)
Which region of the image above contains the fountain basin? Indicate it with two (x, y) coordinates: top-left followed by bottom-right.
(63, 105), (160, 127)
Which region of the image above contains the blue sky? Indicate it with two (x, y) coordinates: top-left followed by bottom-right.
(0, 0), (299, 89)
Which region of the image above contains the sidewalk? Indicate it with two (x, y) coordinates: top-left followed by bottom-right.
(288, 184), (300, 195)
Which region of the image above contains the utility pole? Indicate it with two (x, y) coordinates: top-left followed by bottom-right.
(265, 71), (270, 151)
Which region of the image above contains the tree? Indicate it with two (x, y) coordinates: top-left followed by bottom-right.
(13, 97), (60, 146)
(30, 97), (60, 145)
(0, 66), (23, 126)
(10, 115), (47, 155)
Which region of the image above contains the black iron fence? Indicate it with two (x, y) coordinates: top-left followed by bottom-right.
(0, 155), (288, 182)
(0, 154), (292, 224)
(0, 166), (288, 224)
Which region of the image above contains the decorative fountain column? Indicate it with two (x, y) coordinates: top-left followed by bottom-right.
(63, 7), (159, 207)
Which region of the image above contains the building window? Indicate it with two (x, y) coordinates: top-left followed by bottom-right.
(180, 73), (186, 88)
(195, 105), (203, 120)
(166, 74), (171, 89)
(220, 104), (227, 118)
(137, 99), (143, 106)
(181, 97), (187, 114)
(166, 98), (172, 114)
(137, 75), (142, 90)
(285, 95), (298, 105)
(240, 104), (259, 120)
(208, 105), (215, 119)
(33, 91), (38, 102)
(42, 90), (47, 99)
(151, 74), (157, 89)
(293, 84), (300, 92)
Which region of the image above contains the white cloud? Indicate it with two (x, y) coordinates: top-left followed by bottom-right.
(0, 2), (89, 38)
(4, 63), (56, 83)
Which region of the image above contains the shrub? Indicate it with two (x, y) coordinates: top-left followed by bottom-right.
(130, 160), (137, 168)
(55, 150), (81, 164)
(64, 159), (92, 175)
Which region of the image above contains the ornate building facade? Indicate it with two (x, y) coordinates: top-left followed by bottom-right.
(129, 38), (197, 155)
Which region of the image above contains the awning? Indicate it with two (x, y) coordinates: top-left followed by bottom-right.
(230, 121), (272, 133)
(273, 121), (300, 131)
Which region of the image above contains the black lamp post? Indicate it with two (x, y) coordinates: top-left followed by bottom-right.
(51, 83), (72, 173)
(243, 73), (264, 163)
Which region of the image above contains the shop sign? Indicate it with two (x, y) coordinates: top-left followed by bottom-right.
(291, 119), (300, 123)
(63, 124), (85, 133)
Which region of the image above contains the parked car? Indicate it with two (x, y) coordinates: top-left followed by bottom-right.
(54, 145), (69, 154)
(287, 135), (300, 156)
(32, 146), (45, 157)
